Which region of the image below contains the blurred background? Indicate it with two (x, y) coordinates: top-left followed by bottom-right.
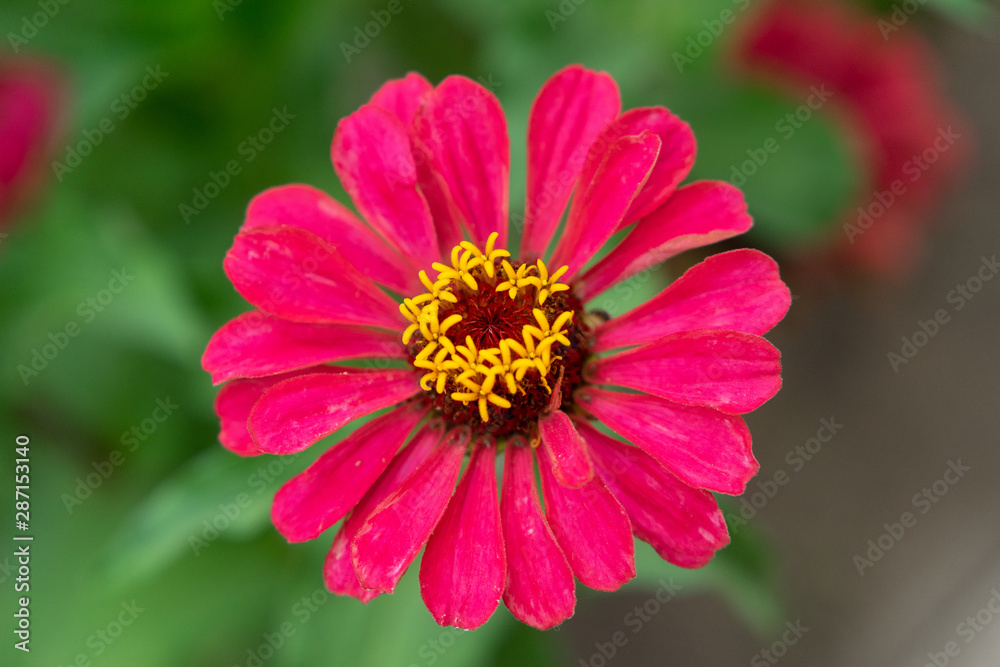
(1, 0), (998, 665)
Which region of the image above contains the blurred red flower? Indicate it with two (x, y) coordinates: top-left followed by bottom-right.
(0, 57), (65, 231)
(735, 0), (969, 277)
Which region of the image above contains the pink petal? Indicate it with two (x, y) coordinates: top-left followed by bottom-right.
(576, 387), (758, 495)
(610, 107), (697, 227)
(331, 104), (438, 266)
(326, 537), (379, 604)
(224, 225), (403, 329)
(352, 427), (470, 593)
(420, 438), (506, 630)
(575, 419), (729, 568)
(368, 71), (465, 256)
(324, 421), (444, 603)
(271, 401), (427, 542)
(411, 76), (509, 247)
(203, 310), (405, 385)
(536, 438), (635, 591)
(415, 152), (467, 257)
(549, 132), (660, 280)
(249, 369), (421, 455)
(213, 368), (324, 457)
(368, 72), (432, 127)
(537, 409), (593, 488)
(593, 249), (791, 351)
(519, 65), (621, 260)
(586, 330), (782, 414)
(575, 181), (752, 302)
(243, 184), (420, 295)
(501, 441), (576, 630)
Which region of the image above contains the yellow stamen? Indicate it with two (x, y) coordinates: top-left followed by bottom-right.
(509, 329), (551, 382)
(401, 236), (575, 422)
(400, 299), (422, 322)
(418, 270), (458, 304)
(517, 260), (571, 306)
(461, 232), (511, 279)
(479, 338), (521, 395)
(416, 346), (461, 393)
(525, 308), (573, 348)
(495, 260), (521, 299)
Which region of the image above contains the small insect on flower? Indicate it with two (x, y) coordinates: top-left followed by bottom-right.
(203, 65), (792, 630)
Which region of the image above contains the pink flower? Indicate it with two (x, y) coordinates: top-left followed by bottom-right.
(203, 66), (791, 630)
(0, 58), (65, 231)
(734, 0), (968, 277)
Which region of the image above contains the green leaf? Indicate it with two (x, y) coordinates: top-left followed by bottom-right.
(0, 432), (280, 667)
(272, 563), (512, 667)
(102, 410), (383, 587)
(486, 619), (568, 667)
(100, 446), (281, 586)
(682, 84), (862, 250)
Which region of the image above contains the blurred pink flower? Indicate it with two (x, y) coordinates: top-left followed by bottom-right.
(203, 66), (790, 629)
(735, 0), (968, 277)
(0, 57), (65, 230)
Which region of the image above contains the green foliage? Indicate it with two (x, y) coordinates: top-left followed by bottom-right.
(683, 84), (863, 249)
(870, 0), (995, 28)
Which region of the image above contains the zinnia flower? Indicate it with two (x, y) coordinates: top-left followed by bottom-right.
(0, 57), (64, 231)
(734, 0), (967, 277)
(203, 65), (791, 630)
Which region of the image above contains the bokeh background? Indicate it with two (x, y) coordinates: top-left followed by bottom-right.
(2, 0), (998, 665)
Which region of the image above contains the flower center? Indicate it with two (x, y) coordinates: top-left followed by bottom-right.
(401, 233), (590, 438)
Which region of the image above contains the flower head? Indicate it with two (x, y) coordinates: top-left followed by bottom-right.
(402, 231), (584, 431)
(203, 65), (791, 630)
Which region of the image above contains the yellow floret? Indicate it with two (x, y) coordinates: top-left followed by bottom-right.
(402, 236), (574, 421)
